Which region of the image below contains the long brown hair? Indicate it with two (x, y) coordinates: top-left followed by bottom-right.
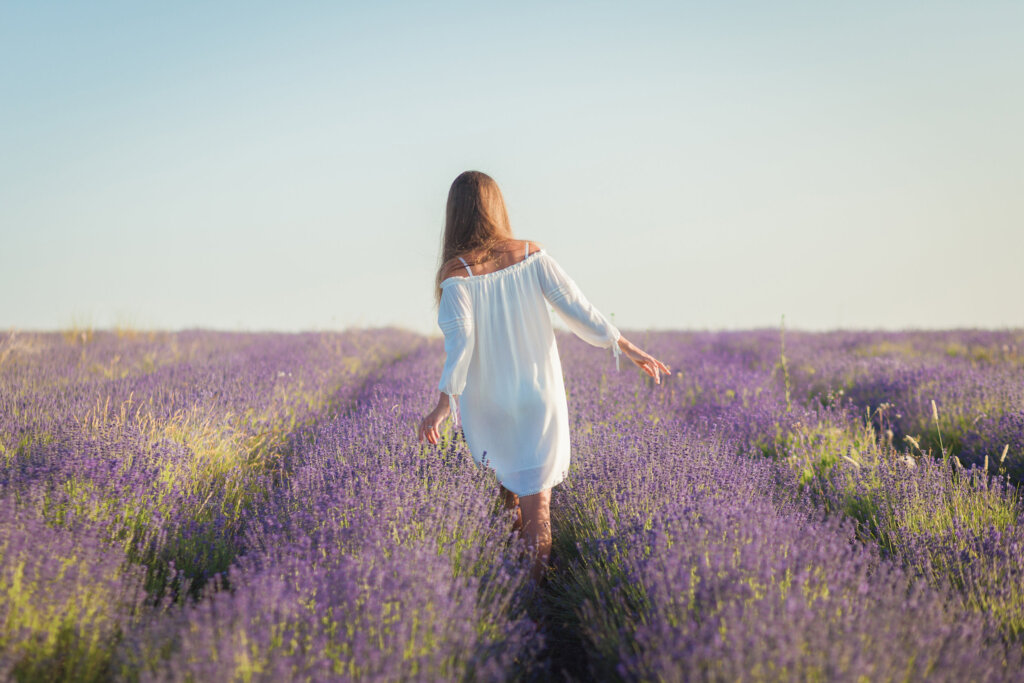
(434, 171), (525, 304)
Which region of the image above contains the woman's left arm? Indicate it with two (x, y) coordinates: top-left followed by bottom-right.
(419, 281), (475, 445)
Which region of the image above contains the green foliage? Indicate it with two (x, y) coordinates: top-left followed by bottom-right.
(545, 492), (651, 681)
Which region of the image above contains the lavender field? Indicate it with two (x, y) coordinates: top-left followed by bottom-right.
(1, 327), (1023, 682)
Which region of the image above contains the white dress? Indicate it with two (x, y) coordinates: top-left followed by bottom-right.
(437, 243), (621, 496)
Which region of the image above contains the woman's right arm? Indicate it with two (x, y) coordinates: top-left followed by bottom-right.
(536, 251), (620, 348)
(537, 252), (670, 382)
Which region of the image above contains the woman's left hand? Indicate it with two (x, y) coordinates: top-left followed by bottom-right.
(418, 404), (450, 445)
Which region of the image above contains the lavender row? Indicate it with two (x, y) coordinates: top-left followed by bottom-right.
(546, 331), (1022, 680)
(122, 340), (541, 681)
(3, 328), (1022, 680)
(1, 330), (424, 679)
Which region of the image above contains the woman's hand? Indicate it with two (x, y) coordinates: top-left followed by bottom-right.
(418, 395), (451, 445)
(618, 336), (671, 384)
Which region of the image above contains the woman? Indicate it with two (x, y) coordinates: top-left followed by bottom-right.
(417, 170), (670, 583)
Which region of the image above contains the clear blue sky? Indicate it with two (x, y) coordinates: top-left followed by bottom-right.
(2, 1), (1021, 335)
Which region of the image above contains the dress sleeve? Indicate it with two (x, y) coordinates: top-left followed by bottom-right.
(536, 251), (622, 370)
(437, 281), (475, 427)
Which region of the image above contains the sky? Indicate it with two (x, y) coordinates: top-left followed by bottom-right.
(1, 1), (1021, 336)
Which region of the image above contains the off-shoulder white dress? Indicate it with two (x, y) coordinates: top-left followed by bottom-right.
(437, 243), (621, 496)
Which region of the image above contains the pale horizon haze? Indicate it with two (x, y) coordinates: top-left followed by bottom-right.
(2, 2), (1022, 336)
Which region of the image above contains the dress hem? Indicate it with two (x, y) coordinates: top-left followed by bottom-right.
(499, 475), (565, 497)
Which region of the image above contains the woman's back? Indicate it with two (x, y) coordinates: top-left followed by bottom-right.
(440, 238), (539, 280)
(437, 241), (621, 496)
(443, 244), (555, 406)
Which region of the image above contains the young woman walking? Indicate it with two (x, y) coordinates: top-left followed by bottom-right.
(417, 170), (671, 584)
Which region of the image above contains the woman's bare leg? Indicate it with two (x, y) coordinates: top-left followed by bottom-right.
(517, 488), (552, 584)
(501, 485), (522, 532)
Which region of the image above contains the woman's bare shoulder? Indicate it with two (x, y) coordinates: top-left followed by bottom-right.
(441, 259), (469, 280)
(517, 238), (542, 257)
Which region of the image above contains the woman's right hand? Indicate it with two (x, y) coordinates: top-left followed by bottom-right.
(618, 336), (671, 384)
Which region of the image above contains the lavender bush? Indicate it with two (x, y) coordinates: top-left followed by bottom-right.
(1, 327), (1022, 681)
